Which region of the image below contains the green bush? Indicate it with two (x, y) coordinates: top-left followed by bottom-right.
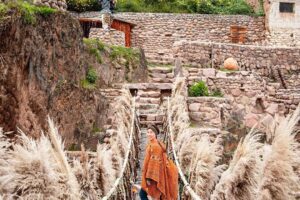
(86, 67), (98, 84)
(5, 1), (56, 24)
(223, 0), (254, 15)
(66, 0), (101, 12)
(66, 0), (255, 15)
(83, 38), (105, 63)
(188, 81), (209, 97)
(110, 45), (139, 63)
(0, 3), (8, 17)
(116, 0), (142, 12)
(197, 0), (216, 14)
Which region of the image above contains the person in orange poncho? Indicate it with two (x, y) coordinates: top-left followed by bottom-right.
(139, 124), (178, 200)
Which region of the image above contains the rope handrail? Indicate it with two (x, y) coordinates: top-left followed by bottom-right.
(102, 97), (137, 200)
(167, 97), (202, 200)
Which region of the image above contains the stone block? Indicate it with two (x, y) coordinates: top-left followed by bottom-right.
(147, 91), (161, 98)
(189, 112), (204, 122)
(231, 89), (242, 97)
(151, 73), (167, 79)
(188, 103), (200, 112)
(244, 113), (259, 128)
(147, 115), (156, 121)
(266, 103), (278, 115)
(216, 71), (227, 78)
(202, 68), (216, 77)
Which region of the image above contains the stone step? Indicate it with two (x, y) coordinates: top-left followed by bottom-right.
(139, 120), (164, 126)
(146, 59), (173, 65)
(126, 83), (172, 90)
(137, 103), (160, 110)
(148, 67), (173, 74)
(138, 109), (162, 115)
(139, 113), (165, 122)
(149, 77), (173, 83)
(138, 97), (161, 104)
(137, 90), (161, 98)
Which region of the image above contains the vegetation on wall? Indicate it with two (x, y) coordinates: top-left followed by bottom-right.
(0, 1), (56, 24)
(81, 67), (98, 89)
(82, 38), (141, 83)
(188, 81), (209, 97)
(83, 38), (105, 63)
(66, 0), (101, 12)
(66, 0), (256, 15)
(188, 81), (224, 97)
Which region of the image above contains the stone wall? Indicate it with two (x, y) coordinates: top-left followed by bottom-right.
(35, 0), (67, 10)
(267, 29), (300, 47)
(77, 12), (266, 63)
(266, 0), (300, 47)
(187, 97), (232, 129)
(173, 41), (300, 77)
(148, 66), (299, 130)
(90, 28), (125, 46)
(184, 68), (299, 130)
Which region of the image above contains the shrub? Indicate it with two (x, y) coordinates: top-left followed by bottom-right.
(0, 3), (8, 17)
(188, 81), (209, 97)
(81, 67), (98, 89)
(83, 38), (105, 63)
(197, 0), (216, 14)
(222, 0), (254, 15)
(116, 0), (142, 12)
(110, 45), (139, 63)
(66, 0), (101, 12)
(5, 1), (56, 24)
(86, 67), (98, 84)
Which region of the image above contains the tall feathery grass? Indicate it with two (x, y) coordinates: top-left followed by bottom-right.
(257, 106), (300, 200)
(0, 89), (135, 199)
(211, 130), (263, 200)
(170, 77), (300, 200)
(170, 77), (226, 200)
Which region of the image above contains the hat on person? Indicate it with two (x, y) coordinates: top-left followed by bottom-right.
(147, 124), (159, 138)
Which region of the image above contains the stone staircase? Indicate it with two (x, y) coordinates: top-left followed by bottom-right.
(148, 66), (174, 83)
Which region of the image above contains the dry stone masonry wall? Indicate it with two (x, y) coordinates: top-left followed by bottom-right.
(90, 28), (125, 46)
(187, 97), (232, 129)
(36, 0), (67, 10)
(173, 41), (300, 77)
(77, 12), (266, 63)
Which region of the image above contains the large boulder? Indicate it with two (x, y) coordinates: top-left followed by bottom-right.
(224, 57), (239, 71)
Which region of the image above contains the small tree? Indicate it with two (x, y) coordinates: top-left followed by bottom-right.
(188, 81), (209, 97)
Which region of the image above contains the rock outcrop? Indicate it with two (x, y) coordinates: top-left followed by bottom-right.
(0, 11), (146, 149)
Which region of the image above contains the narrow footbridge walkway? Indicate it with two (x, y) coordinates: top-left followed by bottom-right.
(101, 86), (203, 200)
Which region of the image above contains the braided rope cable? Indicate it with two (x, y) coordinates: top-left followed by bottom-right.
(167, 97), (202, 200)
(102, 96), (136, 200)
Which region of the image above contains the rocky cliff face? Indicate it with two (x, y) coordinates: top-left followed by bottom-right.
(0, 11), (146, 148)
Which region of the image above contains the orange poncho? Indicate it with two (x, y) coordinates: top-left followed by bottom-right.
(141, 140), (178, 200)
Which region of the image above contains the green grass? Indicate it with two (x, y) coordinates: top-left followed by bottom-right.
(188, 81), (209, 97)
(66, 0), (255, 15)
(81, 67), (98, 89)
(83, 38), (105, 64)
(110, 45), (139, 62)
(219, 68), (238, 73)
(0, 3), (8, 18)
(2, 1), (56, 24)
(81, 79), (96, 89)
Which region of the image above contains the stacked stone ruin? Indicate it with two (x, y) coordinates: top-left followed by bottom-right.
(36, 0), (67, 10)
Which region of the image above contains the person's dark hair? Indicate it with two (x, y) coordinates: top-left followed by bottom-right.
(147, 124), (159, 138)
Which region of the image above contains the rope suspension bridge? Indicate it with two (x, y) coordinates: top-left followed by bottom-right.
(101, 78), (203, 200)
